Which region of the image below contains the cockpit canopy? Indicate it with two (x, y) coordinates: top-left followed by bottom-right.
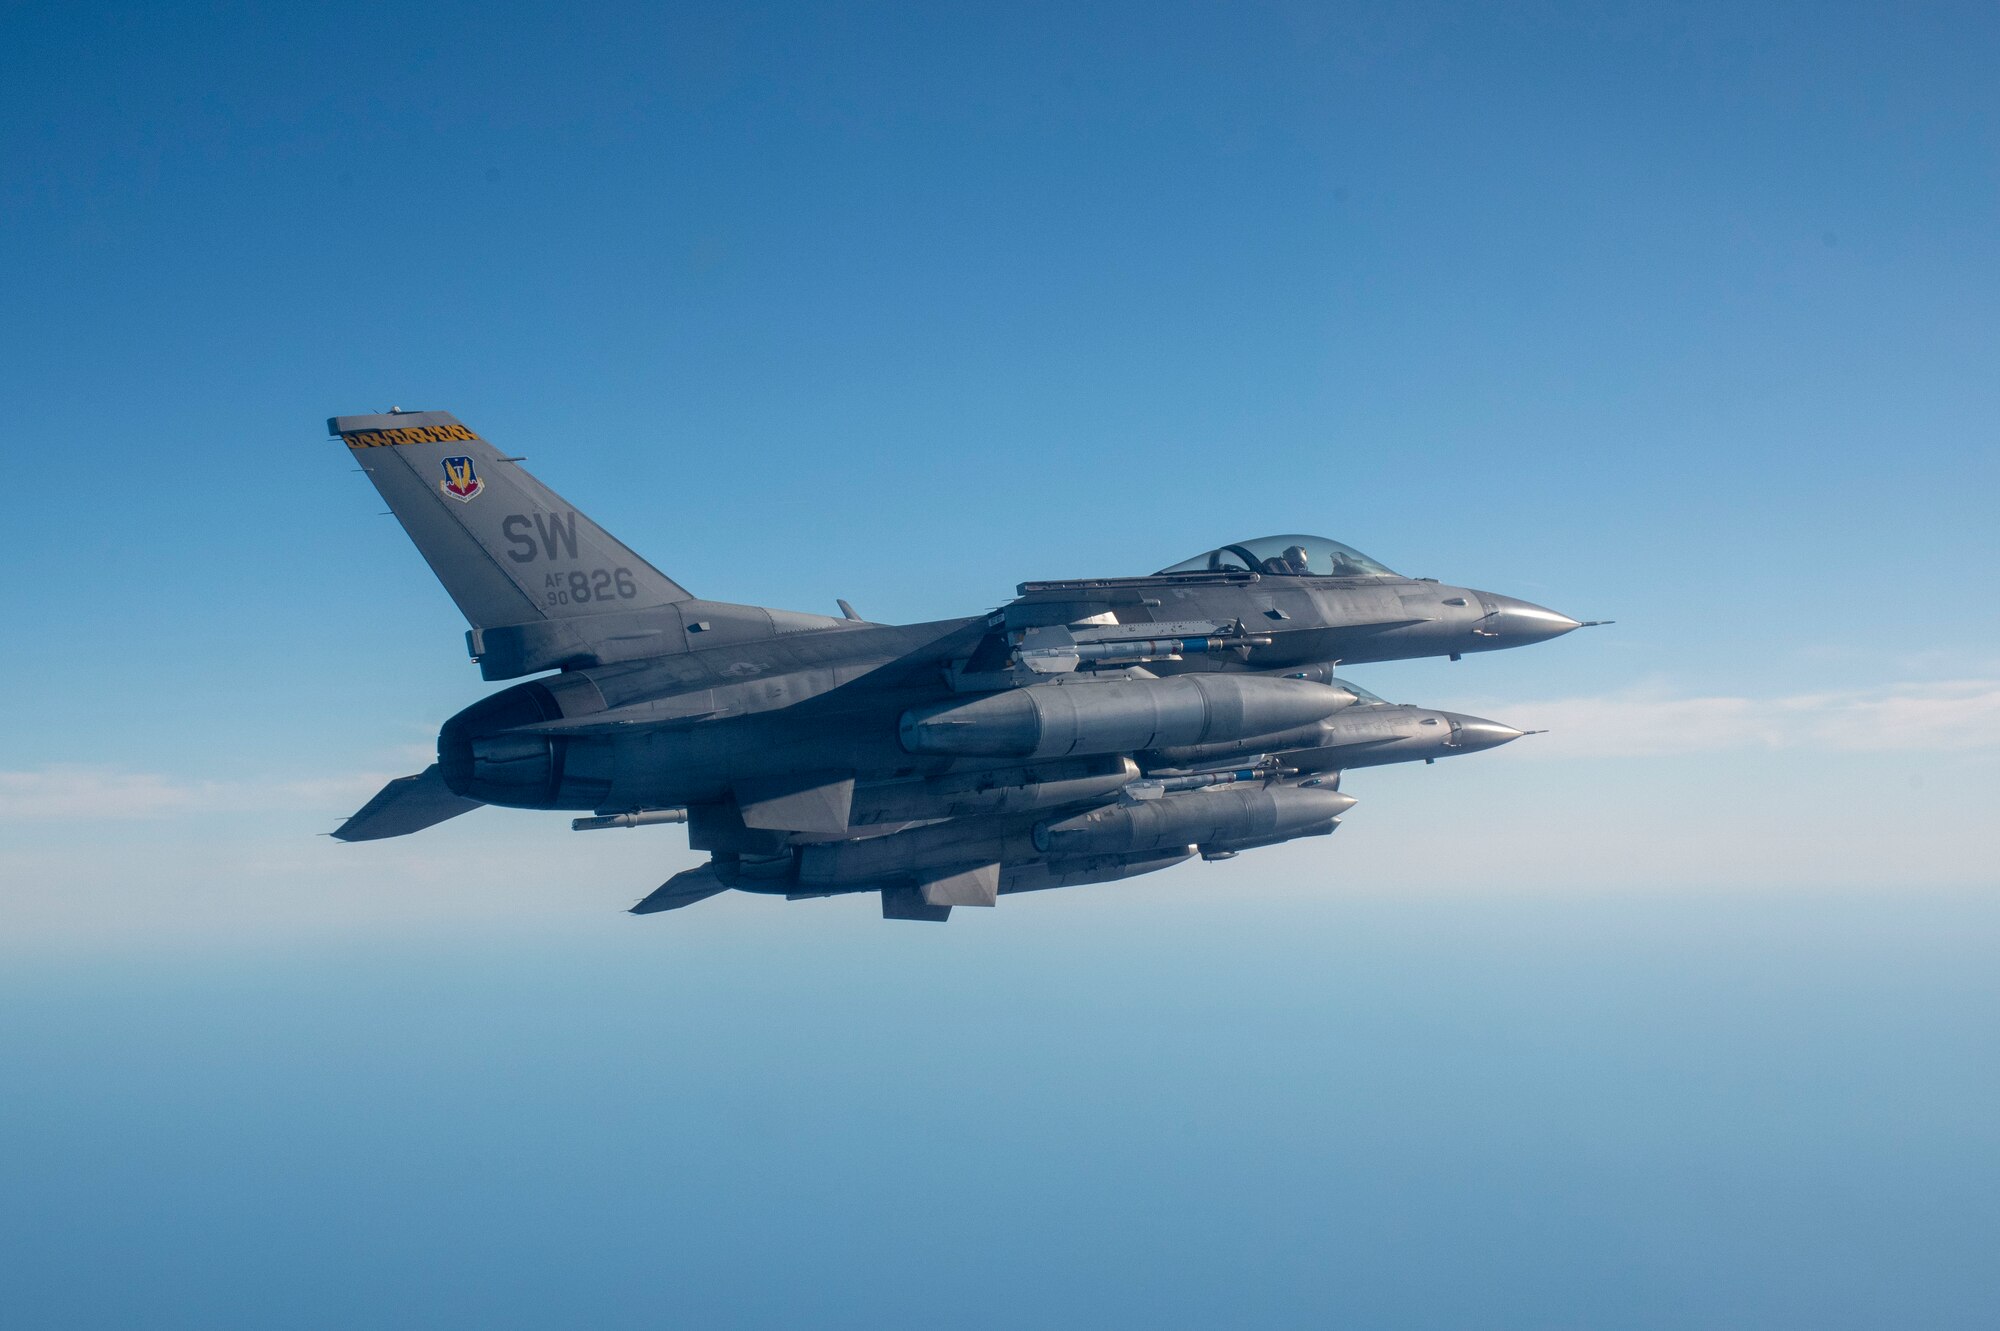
(1155, 534), (1399, 579)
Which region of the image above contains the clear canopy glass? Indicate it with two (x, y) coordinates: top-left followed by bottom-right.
(1155, 534), (1399, 579)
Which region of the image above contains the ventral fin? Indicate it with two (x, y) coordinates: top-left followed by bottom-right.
(736, 771), (855, 835)
(882, 885), (952, 922)
(920, 863), (999, 908)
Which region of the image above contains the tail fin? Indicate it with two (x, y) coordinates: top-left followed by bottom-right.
(331, 410), (691, 631)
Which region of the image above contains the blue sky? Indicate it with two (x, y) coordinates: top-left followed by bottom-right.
(3, 2), (1997, 1326)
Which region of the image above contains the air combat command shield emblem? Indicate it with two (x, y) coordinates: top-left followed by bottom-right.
(440, 456), (483, 502)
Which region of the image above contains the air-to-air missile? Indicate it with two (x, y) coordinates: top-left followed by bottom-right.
(326, 410), (1600, 920)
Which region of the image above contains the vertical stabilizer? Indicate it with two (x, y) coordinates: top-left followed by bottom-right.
(331, 410), (691, 631)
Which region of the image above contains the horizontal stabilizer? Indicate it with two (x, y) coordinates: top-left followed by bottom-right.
(333, 765), (482, 842)
(631, 863), (732, 915)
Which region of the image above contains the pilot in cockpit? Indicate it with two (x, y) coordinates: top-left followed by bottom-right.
(1263, 544), (1313, 576)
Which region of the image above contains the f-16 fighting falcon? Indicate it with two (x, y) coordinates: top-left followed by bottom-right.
(330, 410), (1599, 920)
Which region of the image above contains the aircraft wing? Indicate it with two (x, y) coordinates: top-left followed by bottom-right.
(333, 765), (484, 842)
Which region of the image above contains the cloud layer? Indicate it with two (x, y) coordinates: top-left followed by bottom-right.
(1497, 679), (2000, 758)
(0, 766), (392, 822)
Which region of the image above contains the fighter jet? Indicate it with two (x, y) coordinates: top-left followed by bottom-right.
(329, 410), (1592, 920)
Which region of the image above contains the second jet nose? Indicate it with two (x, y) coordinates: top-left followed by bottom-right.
(1474, 593), (1583, 646)
(1439, 713), (1526, 753)
(1303, 787), (1360, 817)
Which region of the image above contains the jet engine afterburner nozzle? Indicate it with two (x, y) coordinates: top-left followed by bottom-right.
(439, 681), (567, 806)
(436, 674), (610, 809)
(899, 675), (1359, 760)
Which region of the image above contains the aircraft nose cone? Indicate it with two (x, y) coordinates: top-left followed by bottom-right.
(1313, 788), (1360, 816)
(1479, 594), (1583, 645)
(1442, 713), (1526, 753)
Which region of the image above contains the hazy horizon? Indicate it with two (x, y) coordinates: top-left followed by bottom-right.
(4, 1), (1996, 1325)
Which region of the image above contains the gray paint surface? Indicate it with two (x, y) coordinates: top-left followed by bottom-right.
(330, 410), (1593, 920)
